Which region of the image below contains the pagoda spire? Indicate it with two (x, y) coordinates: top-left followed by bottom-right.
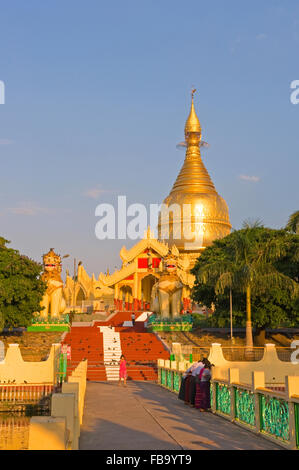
(171, 90), (216, 194)
(158, 90), (231, 254)
(184, 88), (202, 138)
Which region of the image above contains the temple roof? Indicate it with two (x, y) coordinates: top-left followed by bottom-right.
(119, 227), (169, 263)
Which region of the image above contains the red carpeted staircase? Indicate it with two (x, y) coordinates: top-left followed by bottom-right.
(62, 312), (170, 382)
(118, 331), (169, 381)
(63, 326), (107, 381)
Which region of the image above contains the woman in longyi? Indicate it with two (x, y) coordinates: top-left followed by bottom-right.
(119, 355), (127, 387)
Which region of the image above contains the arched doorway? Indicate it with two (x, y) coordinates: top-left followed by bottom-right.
(76, 287), (86, 308)
(120, 285), (133, 311)
(141, 274), (157, 310)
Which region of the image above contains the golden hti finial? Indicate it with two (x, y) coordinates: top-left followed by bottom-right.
(184, 88), (202, 139)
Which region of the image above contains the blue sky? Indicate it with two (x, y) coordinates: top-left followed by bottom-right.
(0, 0), (298, 276)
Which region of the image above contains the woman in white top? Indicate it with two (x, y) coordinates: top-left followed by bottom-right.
(195, 360), (213, 411)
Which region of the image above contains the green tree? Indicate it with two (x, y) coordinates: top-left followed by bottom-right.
(0, 311), (4, 333)
(0, 237), (47, 328)
(191, 227), (299, 347)
(286, 210), (299, 234)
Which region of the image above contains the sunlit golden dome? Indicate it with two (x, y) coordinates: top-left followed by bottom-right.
(158, 90), (231, 256)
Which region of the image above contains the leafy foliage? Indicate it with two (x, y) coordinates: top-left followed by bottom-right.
(286, 210), (299, 234)
(0, 311), (4, 333)
(0, 238), (47, 328)
(191, 227), (299, 331)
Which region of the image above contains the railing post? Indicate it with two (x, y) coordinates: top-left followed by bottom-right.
(286, 376), (299, 449)
(210, 380), (216, 413)
(179, 372), (183, 395)
(211, 368), (218, 414)
(228, 368), (239, 422)
(52, 343), (62, 385)
(252, 371), (265, 434)
(58, 351), (68, 384)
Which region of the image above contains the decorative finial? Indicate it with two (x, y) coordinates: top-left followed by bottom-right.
(184, 88), (201, 138)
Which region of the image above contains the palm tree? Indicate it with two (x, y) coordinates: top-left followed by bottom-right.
(286, 211), (299, 234)
(242, 218), (264, 229)
(197, 227), (297, 348)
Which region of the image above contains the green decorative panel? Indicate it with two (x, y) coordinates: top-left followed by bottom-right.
(166, 370), (172, 390)
(294, 403), (299, 448)
(173, 372), (180, 393)
(259, 394), (290, 442)
(235, 388), (255, 427)
(216, 383), (231, 416)
(150, 323), (192, 332)
(161, 369), (166, 386)
(27, 325), (69, 332)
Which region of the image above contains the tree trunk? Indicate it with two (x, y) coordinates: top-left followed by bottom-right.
(245, 285), (253, 348)
(255, 326), (266, 346)
(230, 287), (233, 342)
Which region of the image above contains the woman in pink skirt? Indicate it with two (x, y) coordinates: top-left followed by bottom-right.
(119, 354), (127, 386)
(195, 361), (212, 411)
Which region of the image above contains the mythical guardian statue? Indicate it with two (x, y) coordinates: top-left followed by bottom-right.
(40, 248), (66, 318)
(151, 246), (188, 318)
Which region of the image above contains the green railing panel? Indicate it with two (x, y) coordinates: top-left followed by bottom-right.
(259, 394), (290, 442)
(166, 370), (172, 390)
(234, 387), (255, 427)
(161, 368), (166, 386)
(173, 372), (180, 393)
(58, 353), (68, 383)
(216, 383), (231, 416)
(294, 403), (299, 448)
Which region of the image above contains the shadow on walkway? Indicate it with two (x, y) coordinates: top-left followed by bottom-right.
(79, 382), (282, 450)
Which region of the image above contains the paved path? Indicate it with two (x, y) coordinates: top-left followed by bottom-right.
(79, 382), (282, 450)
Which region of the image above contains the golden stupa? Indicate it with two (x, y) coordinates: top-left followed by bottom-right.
(42, 91), (232, 317)
(158, 90), (231, 264)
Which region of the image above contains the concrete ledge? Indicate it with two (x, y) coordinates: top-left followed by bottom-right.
(28, 358), (87, 450)
(0, 343), (61, 384)
(51, 393), (78, 450)
(28, 416), (68, 450)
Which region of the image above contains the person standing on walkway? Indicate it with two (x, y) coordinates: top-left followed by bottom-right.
(189, 360), (204, 407)
(178, 363), (194, 402)
(119, 354), (127, 386)
(131, 312), (135, 326)
(195, 360), (212, 411)
(178, 360), (203, 405)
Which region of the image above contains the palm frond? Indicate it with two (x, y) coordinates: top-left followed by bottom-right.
(286, 211), (299, 234)
(242, 218), (264, 229)
(215, 272), (233, 294)
(254, 266), (299, 296)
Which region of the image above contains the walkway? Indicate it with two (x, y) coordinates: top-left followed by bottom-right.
(79, 382), (282, 450)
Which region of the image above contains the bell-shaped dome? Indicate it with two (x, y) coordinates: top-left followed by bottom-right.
(158, 92), (231, 257)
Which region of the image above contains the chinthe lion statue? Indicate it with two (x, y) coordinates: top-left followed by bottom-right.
(151, 248), (183, 318)
(40, 248), (66, 318)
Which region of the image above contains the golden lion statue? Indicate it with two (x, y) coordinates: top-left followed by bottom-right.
(40, 248), (66, 318)
(151, 247), (183, 318)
